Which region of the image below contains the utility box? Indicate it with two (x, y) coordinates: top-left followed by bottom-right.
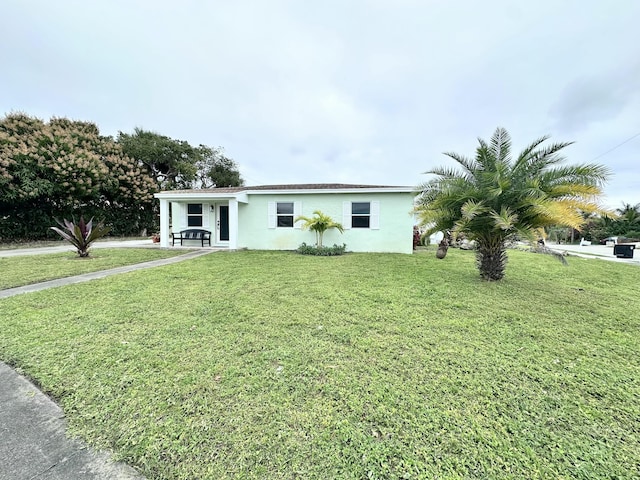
(613, 244), (635, 258)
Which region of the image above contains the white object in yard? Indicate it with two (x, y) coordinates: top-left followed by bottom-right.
(580, 238), (592, 246)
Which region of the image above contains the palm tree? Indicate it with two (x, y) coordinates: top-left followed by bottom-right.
(616, 202), (640, 232)
(416, 127), (611, 281)
(295, 210), (344, 248)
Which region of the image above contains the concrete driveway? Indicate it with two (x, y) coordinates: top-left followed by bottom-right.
(547, 241), (640, 265)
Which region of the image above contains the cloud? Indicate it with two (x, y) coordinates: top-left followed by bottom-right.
(550, 63), (640, 133)
(2, 0), (640, 206)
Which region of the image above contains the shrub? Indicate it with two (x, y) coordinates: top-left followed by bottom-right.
(50, 216), (110, 257)
(622, 231), (640, 242)
(296, 242), (346, 256)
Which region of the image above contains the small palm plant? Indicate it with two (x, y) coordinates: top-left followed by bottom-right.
(51, 216), (111, 257)
(295, 210), (344, 248)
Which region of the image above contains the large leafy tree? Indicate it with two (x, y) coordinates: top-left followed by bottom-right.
(0, 113), (156, 239)
(416, 127), (610, 281)
(117, 128), (199, 190)
(117, 129), (243, 190)
(192, 145), (244, 189)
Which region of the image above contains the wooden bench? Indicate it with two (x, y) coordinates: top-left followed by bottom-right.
(171, 229), (212, 247)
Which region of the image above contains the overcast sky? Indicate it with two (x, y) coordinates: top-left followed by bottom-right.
(2, 1), (639, 208)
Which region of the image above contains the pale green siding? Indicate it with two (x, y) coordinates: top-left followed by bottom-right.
(237, 192), (414, 254)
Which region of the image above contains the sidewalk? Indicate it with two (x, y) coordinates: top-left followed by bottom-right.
(0, 362), (144, 480)
(0, 239), (156, 258)
(0, 243), (217, 479)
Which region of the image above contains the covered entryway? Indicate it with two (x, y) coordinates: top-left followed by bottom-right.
(155, 189), (248, 249)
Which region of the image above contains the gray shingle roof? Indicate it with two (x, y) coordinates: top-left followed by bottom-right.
(162, 183), (411, 194)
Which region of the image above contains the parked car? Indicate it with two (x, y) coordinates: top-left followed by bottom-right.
(599, 236), (618, 245)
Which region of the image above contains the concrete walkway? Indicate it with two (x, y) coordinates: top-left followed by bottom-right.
(0, 243), (217, 479)
(0, 248), (214, 299)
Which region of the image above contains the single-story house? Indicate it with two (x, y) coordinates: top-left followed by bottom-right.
(154, 183), (416, 254)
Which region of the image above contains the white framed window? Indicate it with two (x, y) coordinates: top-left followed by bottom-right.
(277, 202), (294, 227)
(351, 202), (370, 228)
(187, 203), (203, 227)
(343, 201), (380, 229)
(268, 201), (302, 229)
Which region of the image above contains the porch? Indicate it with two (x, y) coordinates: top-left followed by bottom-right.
(156, 190), (248, 250)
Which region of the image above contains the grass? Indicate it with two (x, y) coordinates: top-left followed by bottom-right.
(0, 248), (186, 289)
(1, 248), (639, 479)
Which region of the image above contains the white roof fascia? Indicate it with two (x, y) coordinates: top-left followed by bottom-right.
(154, 191), (249, 203)
(154, 187), (415, 201)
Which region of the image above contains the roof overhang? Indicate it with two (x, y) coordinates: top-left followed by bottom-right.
(155, 191), (250, 203)
(154, 186), (416, 202)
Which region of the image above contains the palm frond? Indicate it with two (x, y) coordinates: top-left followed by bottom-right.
(475, 138), (494, 171)
(489, 127), (512, 166)
(490, 206), (518, 231)
(441, 152), (478, 176)
(513, 135), (551, 170)
(423, 165), (471, 181)
(541, 164), (610, 189)
(460, 200), (487, 220)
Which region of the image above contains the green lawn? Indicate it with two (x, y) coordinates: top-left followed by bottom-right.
(0, 248), (186, 289)
(1, 249), (639, 479)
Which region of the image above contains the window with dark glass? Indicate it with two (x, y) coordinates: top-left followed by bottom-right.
(187, 203), (203, 227)
(352, 202), (371, 228)
(277, 202), (294, 227)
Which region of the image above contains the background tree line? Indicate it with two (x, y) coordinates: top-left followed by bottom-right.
(548, 203), (640, 244)
(0, 113), (243, 240)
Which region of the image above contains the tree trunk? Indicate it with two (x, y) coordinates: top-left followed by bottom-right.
(435, 235), (449, 259)
(475, 238), (507, 281)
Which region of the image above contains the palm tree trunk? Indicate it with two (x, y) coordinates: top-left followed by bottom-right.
(476, 237), (508, 281)
(435, 237), (449, 259)
(435, 231), (451, 259)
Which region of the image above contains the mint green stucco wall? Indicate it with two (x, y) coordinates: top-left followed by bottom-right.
(237, 192), (415, 254)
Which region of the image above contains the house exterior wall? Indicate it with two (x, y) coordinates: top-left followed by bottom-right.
(237, 192), (414, 253)
(171, 202), (214, 232)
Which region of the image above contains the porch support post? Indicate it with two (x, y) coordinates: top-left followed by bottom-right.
(159, 199), (170, 248)
(228, 198), (239, 250)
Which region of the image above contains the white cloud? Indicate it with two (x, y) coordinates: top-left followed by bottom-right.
(2, 0), (639, 206)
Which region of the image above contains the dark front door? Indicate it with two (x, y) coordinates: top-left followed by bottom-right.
(219, 205), (229, 241)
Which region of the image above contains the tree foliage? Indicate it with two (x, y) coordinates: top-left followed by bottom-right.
(192, 145), (243, 189)
(580, 202), (640, 241)
(117, 128), (199, 190)
(0, 113), (157, 239)
(117, 128), (243, 190)
(416, 127), (611, 281)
